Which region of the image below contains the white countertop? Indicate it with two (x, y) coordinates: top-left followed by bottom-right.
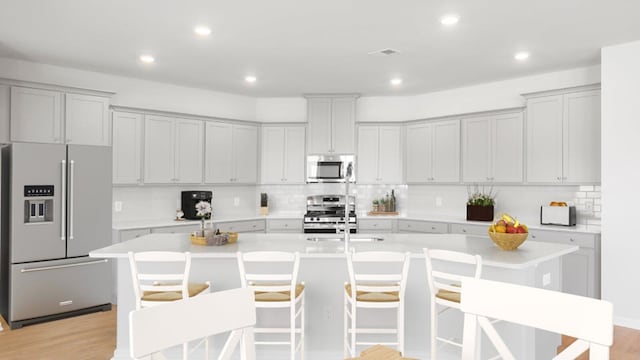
(113, 212), (600, 234)
(91, 232), (578, 270)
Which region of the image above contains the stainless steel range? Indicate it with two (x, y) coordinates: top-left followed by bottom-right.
(303, 195), (357, 234)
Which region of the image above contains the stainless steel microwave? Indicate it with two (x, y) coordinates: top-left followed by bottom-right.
(306, 154), (355, 183)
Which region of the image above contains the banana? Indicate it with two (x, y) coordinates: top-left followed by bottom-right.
(501, 213), (515, 224)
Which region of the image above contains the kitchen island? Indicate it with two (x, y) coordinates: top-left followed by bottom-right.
(91, 232), (578, 360)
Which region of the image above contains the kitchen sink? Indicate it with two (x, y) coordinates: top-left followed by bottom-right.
(306, 237), (384, 242)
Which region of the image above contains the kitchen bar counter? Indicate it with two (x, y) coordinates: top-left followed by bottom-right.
(92, 233), (577, 360)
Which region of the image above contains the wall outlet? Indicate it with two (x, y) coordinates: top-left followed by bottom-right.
(542, 273), (551, 287)
(114, 201), (123, 212)
(233, 197), (240, 206)
(435, 197), (443, 207)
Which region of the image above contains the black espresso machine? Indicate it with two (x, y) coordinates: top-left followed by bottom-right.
(181, 191), (212, 220)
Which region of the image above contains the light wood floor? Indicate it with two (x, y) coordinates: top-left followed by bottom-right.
(0, 307), (116, 359)
(1, 306), (639, 359)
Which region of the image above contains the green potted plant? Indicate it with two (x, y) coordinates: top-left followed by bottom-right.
(466, 185), (496, 221)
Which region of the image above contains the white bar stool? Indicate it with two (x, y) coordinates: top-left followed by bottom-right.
(236, 251), (305, 360)
(343, 251), (411, 358)
(424, 248), (482, 359)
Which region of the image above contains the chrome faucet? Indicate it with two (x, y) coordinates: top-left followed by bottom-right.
(343, 162), (353, 252)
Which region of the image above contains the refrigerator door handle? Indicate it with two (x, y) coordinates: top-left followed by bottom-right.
(69, 160), (75, 240)
(20, 259), (108, 273)
(61, 159), (66, 241)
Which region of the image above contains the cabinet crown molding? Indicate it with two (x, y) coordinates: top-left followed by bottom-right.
(0, 77), (115, 97)
(521, 83), (600, 99)
(303, 93), (360, 99)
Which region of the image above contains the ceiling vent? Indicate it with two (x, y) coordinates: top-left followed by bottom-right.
(368, 48), (400, 57)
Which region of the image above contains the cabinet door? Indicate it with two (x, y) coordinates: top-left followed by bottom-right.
(261, 127), (286, 184)
(65, 93), (110, 146)
(144, 115), (175, 183)
(233, 124), (258, 183)
(492, 112), (523, 183)
(462, 116), (491, 183)
(174, 118), (203, 184)
(378, 126), (403, 183)
(526, 95), (563, 183)
(562, 249), (594, 297)
(112, 111), (143, 184)
(405, 123), (432, 183)
(307, 98), (332, 154)
(432, 120), (460, 182)
(357, 126), (380, 184)
(204, 122), (233, 183)
(10, 86), (63, 143)
(331, 97), (356, 154)
(283, 126), (306, 183)
(563, 90), (601, 183)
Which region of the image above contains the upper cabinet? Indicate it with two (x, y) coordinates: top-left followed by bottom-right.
(10, 86), (111, 146)
(357, 125), (403, 184)
(405, 119), (460, 183)
(112, 111), (143, 185)
(306, 96), (357, 154)
(144, 115), (203, 184)
(525, 88), (601, 184)
(261, 126), (306, 184)
(462, 111), (523, 183)
(205, 122), (258, 184)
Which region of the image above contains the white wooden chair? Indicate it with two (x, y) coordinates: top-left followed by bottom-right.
(424, 248), (482, 359)
(129, 287), (257, 360)
(460, 277), (614, 360)
(344, 251), (411, 358)
(236, 251), (305, 360)
(128, 251), (211, 310)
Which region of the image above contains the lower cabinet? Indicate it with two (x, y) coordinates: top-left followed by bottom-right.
(358, 219), (395, 233)
(449, 223), (490, 236)
(215, 219), (266, 233)
(528, 229), (600, 298)
(151, 224), (201, 234)
(397, 219), (448, 234)
(266, 219), (303, 233)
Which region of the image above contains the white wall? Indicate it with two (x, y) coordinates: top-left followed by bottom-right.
(0, 57), (257, 121)
(601, 41), (640, 329)
(357, 66), (601, 122)
(256, 97), (306, 123)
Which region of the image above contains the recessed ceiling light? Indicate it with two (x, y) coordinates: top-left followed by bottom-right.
(245, 76), (257, 83)
(194, 26), (211, 36)
(440, 15), (459, 26)
(139, 55), (155, 64)
(390, 78), (403, 86)
(514, 52), (530, 61)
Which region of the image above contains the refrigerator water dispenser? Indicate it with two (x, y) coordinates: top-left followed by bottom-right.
(23, 185), (54, 223)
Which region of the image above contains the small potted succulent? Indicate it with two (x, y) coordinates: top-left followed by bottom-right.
(466, 185), (496, 221)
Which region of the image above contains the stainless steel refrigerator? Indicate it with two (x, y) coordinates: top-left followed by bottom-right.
(1, 143), (112, 329)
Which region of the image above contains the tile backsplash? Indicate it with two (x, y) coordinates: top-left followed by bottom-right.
(113, 183), (601, 226)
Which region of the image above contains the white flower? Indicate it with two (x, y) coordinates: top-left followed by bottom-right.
(195, 201), (212, 217)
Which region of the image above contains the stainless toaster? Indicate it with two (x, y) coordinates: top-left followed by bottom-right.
(540, 206), (576, 226)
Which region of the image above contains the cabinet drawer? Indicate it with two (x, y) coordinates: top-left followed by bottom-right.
(528, 229), (596, 248)
(449, 223), (489, 236)
(358, 219), (394, 232)
(398, 220), (448, 234)
(216, 220), (266, 233)
(118, 228), (151, 242)
(10, 258), (111, 322)
(151, 224), (201, 234)
(267, 219), (303, 232)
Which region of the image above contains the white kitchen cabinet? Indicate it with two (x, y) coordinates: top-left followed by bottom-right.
(65, 93), (110, 146)
(525, 89), (601, 184)
(0, 85), (10, 143)
(306, 96), (356, 154)
(205, 122), (258, 184)
(405, 119), (460, 183)
(527, 229), (600, 298)
(357, 125), (402, 184)
(151, 224), (202, 234)
(261, 126), (306, 184)
(462, 111), (523, 183)
(266, 218), (303, 233)
(215, 219), (265, 233)
(115, 228), (151, 242)
(112, 111), (143, 185)
(449, 223), (489, 236)
(397, 219), (448, 234)
(10, 86), (63, 144)
(358, 218), (395, 233)
(144, 115), (203, 184)
(11, 86), (111, 146)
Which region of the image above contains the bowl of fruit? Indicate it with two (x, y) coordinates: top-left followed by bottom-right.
(488, 213), (528, 250)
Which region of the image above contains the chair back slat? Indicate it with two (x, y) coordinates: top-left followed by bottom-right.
(424, 248), (481, 296)
(347, 251), (410, 301)
(130, 288), (256, 359)
(461, 278), (613, 360)
(245, 274), (293, 282)
(237, 251), (300, 299)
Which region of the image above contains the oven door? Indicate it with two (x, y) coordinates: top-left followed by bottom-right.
(303, 223), (357, 234)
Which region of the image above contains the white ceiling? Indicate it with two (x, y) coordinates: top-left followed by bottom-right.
(1, 0), (639, 97)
